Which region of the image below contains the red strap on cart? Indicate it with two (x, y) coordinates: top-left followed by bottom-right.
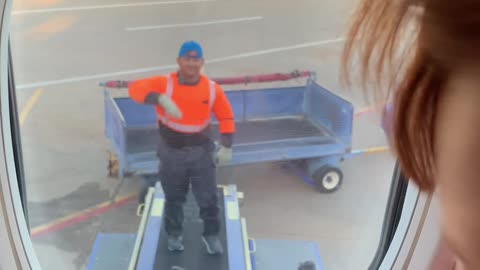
(100, 70), (315, 89)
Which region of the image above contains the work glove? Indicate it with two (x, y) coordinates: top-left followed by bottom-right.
(215, 145), (232, 166)
(157, 95), (182, 119)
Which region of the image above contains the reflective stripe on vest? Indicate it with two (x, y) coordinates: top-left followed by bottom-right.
(158, 75), (216, 133)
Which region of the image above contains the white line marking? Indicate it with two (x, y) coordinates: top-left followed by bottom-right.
(12, 0), (215, 15)
(16, 38), (344, 89)
(207, 38), (345, 64)
(126, 16), (264, 31)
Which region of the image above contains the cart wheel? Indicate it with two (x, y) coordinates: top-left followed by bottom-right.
(312, 166), (343, 193)
(107, 153), (119, 178)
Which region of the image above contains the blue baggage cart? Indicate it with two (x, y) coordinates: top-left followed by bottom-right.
(103, 76), (353, 192)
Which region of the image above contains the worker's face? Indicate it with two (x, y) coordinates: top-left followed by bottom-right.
(177, 51), (204, 78)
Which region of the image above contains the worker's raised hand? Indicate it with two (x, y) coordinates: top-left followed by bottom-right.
(215, 145), (232, 166)
(157, 95), (182, 119)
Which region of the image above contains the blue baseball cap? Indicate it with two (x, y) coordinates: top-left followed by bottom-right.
(178, 40), (203, 59)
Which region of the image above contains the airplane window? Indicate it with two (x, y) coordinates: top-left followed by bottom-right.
(10, 1), (396, 269)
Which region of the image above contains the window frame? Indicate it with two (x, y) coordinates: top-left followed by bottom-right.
(369, 162), (409, 269)
(0, 0), (40, 269)
(8, 39), (29, 229)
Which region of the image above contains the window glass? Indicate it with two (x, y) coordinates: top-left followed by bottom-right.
(11, 1), (395, 269)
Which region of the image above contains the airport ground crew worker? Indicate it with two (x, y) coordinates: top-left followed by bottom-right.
(128, 40), (235, 255)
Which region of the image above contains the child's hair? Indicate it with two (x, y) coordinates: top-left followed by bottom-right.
(342, 0), (480, 191)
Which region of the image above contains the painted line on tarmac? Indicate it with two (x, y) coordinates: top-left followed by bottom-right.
(26, 14), (78, 41)
(126, 16), (264, 31)
(354, 106), (378, 117)
(351, 146), (389, 155)
(354, 101), (386, 117)
(30, 192), (136, 239)
(206, 38), (345, 64)
(16, 38), (345, 89)
(19, 88), (43, 125)
(12, 0), (215, 15)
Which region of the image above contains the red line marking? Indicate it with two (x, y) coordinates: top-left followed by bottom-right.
(354, 106), (380, 117)
(31, 195), (136, 239)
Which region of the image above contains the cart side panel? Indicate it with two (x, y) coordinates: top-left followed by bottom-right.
(306, 83), (354, 146)
(104, 91), (127, 157)
(243, 87), (305, 120)
(113, 98), (160, 155)
(125, 128), (159, 155)
(224, 91), (245, 122)
(104, 90), (113, 140)
(114, 98), (157, 126)
(216, 88), (305, 123)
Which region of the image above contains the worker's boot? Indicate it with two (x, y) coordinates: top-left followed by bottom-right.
(202, 235), (223, 255)
(167, 235), (184, 252)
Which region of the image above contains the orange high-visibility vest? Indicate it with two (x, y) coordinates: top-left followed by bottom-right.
(129, 72), (235, 134)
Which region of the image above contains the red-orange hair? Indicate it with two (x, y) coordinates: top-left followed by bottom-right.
(342, 0), (480, 192)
